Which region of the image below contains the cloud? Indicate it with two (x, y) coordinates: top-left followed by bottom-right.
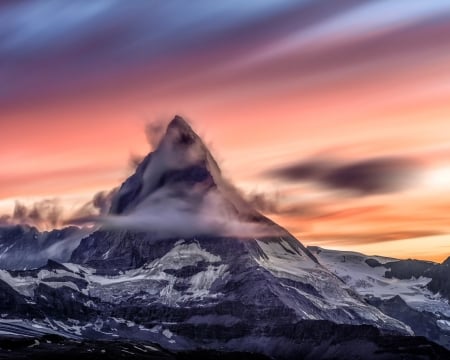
(245, 191), (318, 217)
(145, 120), (168, 149)
(1, 188), (118, 230)
(129, 153), (145, 170)
(41, 227), (92, 264)
(307, 230), (444, 246)
(308, 205), (385, 222)
(0, 0), (387, 110)
(126, 119), (171, 171)
(0, 199), (63, 230)
(91, 189), (117, 214)
(70, 118), (282, 239)
(268, 156), (422, 195)
(65, 188), (118, 225)
(82, 189), (280, 239)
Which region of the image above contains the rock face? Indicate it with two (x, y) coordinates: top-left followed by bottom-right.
(0, 225), (84, 270)
(0, 117), (448, 358)
(309, 246), (450, 350)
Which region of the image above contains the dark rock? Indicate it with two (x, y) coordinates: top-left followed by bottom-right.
(365, 258), (383, 268)
(384, 259), (435, 280)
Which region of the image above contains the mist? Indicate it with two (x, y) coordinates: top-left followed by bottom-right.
(70, 118), (281, 239)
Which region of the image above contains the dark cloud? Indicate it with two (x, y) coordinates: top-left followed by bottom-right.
(145, 120), (167, 149)
(66, 188), (118, 226)
(246, 191), (318, 217)
(91, 189), (118, 215)
(127, 120), (174, 171)
(269, 157), (421, 195)
(1, 188), (118, 230)
(0, 0), (371, 110)
(270, 161), (329, 182)
(1, 199), (63, 229)
(129, 153), (145, 170)
(323, 158), (420, 195)
(0, 215), (11, 225)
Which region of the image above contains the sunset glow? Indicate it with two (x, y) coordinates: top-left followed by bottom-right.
(1, 1), (450, 261)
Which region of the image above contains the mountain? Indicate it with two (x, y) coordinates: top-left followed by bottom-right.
(0, 225), (87, 270)
(69, 117), (410, 330)
(309, 246), (450, 350)
(0, 116), (448, 359)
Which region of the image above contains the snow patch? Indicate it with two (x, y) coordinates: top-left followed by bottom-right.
(312, 247), (450, 317)
(437, 320), (450, 332)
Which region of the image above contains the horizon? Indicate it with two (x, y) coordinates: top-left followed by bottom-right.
(1, 1), (450, 262)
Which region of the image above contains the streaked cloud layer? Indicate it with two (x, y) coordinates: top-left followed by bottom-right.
(1, 1), (450, 261)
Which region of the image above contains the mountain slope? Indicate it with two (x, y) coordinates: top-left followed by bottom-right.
(309, 246), (450, 349)
(0, 225), (87, 270)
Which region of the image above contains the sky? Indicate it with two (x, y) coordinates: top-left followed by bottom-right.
(1, 0), (450, 262)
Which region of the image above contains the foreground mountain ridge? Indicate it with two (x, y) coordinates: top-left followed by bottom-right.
(0, 116), (448, 359)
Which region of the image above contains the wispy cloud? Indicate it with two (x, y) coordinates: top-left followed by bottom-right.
(307, 230), (444, 246)
(0, 188), (116, 230)
(267, 156), (422, 196)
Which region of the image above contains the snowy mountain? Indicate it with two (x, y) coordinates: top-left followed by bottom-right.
(309, 246), (450, 350)
(0, 117), (448, 359)
(0, 225), (88, 270)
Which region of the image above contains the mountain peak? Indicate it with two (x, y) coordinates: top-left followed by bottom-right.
(162, 115), (204, 150)
(108, 117), (219, 215)
(168, 115), (192, 131)
(80, 117), (320, 264)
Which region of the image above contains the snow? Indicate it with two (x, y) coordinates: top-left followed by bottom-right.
(44, 280), (81, 292)
(0, 244), (15, 258)
(0, 319), (78, 339)
(121, 349), (135, 355)
(255, 237), (356, 308)
(437, 320), (450, 332)
(155, 240), (222, 269)
(312, 247), (450, 316)
(255, 238), (319, 275)
(0, 330), (25, 336)
(87, 240), (228, 305)
(62, 263), (93, 275)
(186, 264), (228, 298)
(0, 270), (36, 297)
(0, 237), (414, 339)
(253, 240), (413, 333)
(143, 345), (161, 352)
(0, 266), (90, 297)
(28, 340), (40, 348)
(53, 320), (84, 336)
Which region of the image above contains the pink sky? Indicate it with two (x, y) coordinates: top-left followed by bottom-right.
(1, 1), (450, 261)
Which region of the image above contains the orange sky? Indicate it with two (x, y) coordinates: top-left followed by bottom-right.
(1, 1), (450, 262)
